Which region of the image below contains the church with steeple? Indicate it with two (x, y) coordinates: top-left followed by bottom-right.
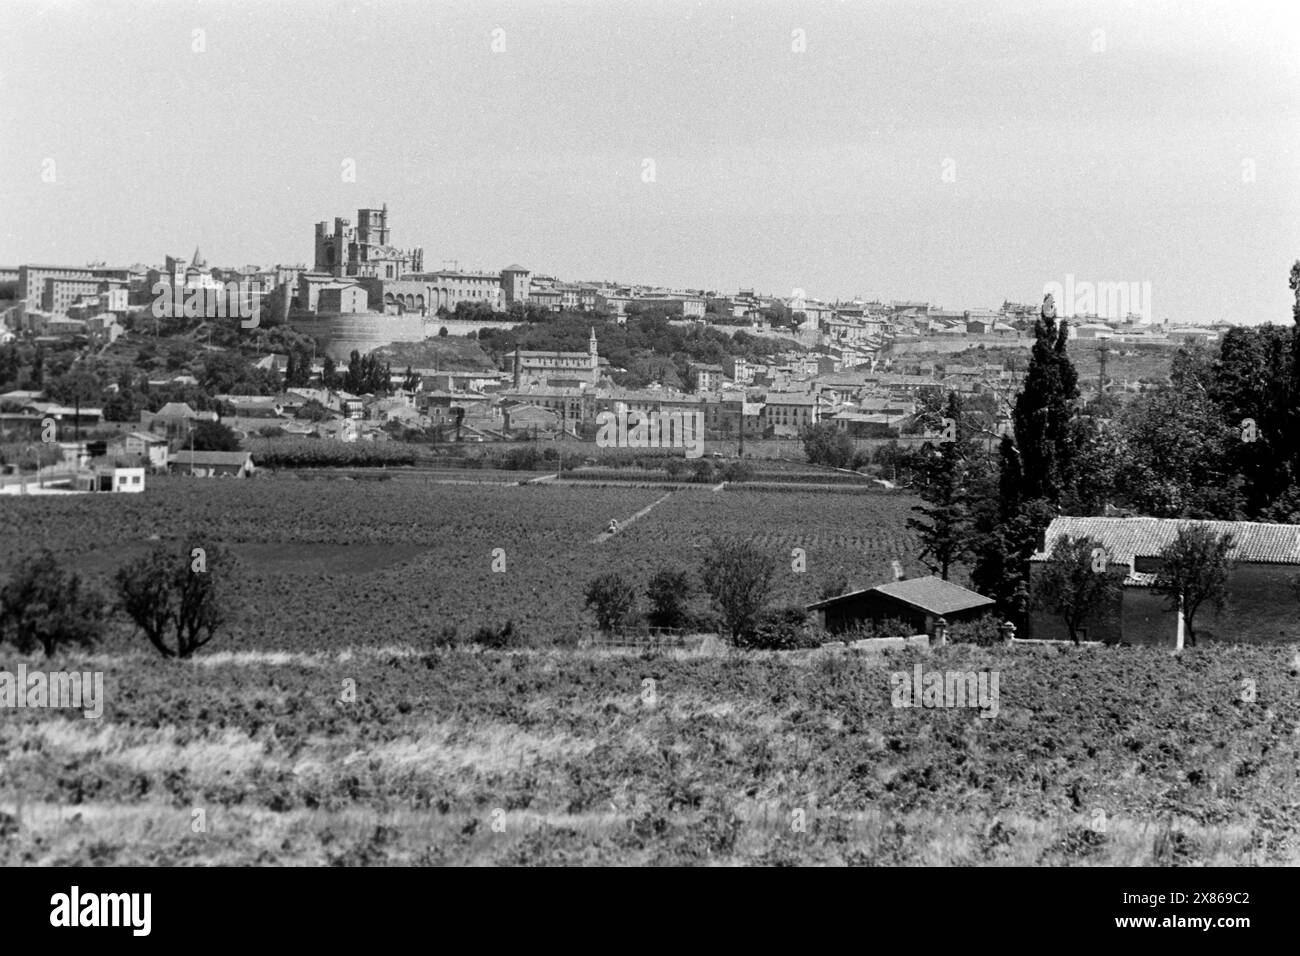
(511, 326), (608, 388)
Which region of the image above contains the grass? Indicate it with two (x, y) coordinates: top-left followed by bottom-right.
(0, 643), (1295, 865)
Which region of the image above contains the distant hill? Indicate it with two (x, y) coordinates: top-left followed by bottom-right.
(370, 338), (497, 372)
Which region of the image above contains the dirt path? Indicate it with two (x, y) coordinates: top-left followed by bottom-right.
(590, 491), (675, 543)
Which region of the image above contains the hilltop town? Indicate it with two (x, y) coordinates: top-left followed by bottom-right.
(0, 203), (1221, 471)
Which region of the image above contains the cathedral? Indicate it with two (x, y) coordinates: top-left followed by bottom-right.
(314, 205), (424, 280)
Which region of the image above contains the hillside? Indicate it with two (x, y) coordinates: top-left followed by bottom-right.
(370, 337), (498, 372)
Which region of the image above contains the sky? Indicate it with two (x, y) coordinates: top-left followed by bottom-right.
(2, 0), (1298, 324)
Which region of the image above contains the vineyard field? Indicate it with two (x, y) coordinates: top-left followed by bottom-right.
(0, 476), (922, 649)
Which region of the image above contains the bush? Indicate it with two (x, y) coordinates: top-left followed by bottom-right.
(499, 446), (542, 471)
(817, 576), (849, 601)
(258, 425), (285, 438)
(836, 616), (918, 642)
(947, 613), (1005, 646)
(646, 568), (692, 629)
(737, 605), (819, 650)
(470, 620), (527, 648)
(585, 572), (638, 632)
(296, 400), (330, 422)
(700, 538), (776, 643)
(720, 460), (755, 482)
(428, 625), (461, 649)
(243, 437), (417, 468)
(689, 458), (716, 483)
(0, 551), (106, 656)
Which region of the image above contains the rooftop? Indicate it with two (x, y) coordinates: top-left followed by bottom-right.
(171, 450), (253, 466)
(808, 575), (995, 616)
(1031, 516), (1300, 566)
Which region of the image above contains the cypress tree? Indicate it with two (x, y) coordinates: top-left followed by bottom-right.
(971, 294), (1080, 626)
(1012, 294), (1079, 503)
(907, 391), (979, 580)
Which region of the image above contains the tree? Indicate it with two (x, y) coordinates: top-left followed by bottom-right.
(1116, 382), (1240, 518)
(646, 568), (692, 629)
(345, 350), (364, 393)
(1063, 404), (1126, 515)
(699, 539), (776, 643)
(200, 351), (279, 395)
(296, 399), (330, 422)
(584, 572), (637, 633)
(45, 369), (103, 406)
(102, 391), (138, 423)
(0, 551), (105, 656)
(1012, 293), (1079, 503)
(1032, 534), (1122, 645)
(1151, 525), (1235, 647)
(322, 356), (338, 389)
(116, 543), (233, 658)
(190, 420), (241, 452)
(283, 346), (314, 388)
(907, 391), (980, 579)
(801, 421), (855, 469)
(972, 293), (1081, 625)
(1209, 324), (1297, 518)
(438, 326), (449, 337)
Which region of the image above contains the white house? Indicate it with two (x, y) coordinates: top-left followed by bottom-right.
(78, 465), (146, 493)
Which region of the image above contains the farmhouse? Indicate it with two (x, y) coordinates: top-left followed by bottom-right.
(1028, 516), (1300, 645)
(808, 576), (995, 637)
(503, 402), (560, 433)
(76, 465), (146, 493)
(170, 450), (255, 478)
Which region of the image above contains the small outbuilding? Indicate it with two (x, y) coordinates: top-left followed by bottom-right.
(169, 450), (255, 478)
(807, 575), (995, 637)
